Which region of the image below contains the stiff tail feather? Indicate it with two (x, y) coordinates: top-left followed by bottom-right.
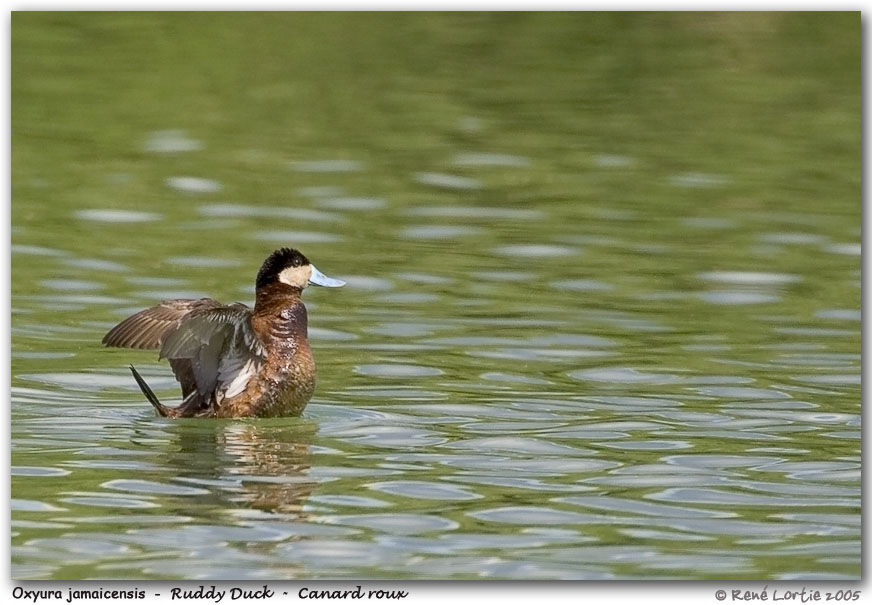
(129, 365), (170, 417)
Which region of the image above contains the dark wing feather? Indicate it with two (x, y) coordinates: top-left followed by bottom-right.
(158, 304), (267, 407)
(102, 298), (224, 350)
(168, 358), (198, 399)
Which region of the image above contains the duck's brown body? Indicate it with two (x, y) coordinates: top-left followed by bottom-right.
(102, 248), (343, 419)
(217, 284), (315, 418)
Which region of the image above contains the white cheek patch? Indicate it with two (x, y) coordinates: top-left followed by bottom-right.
(278, 265), (312, 288)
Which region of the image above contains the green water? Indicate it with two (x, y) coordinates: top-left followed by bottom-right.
(11, 12), (860, 580)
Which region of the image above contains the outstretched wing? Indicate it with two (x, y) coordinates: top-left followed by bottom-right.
(158, 304), (267, 407)
(102, 298), (225, 350)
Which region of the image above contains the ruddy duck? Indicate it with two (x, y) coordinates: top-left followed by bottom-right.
(102, 248), (344, 418)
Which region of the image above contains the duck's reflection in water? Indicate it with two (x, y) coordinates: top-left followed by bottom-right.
(221, 422), (316, 515)
(160, 419), (317, 517)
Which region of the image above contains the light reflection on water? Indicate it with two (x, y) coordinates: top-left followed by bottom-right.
(11, 276), (860, 580)
(11, 12), (859, 581)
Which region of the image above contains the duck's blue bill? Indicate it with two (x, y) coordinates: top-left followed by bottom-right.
(309, 265), (345, 287)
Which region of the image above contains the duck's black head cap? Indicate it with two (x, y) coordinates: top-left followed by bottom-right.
(256, 248), (310, 289)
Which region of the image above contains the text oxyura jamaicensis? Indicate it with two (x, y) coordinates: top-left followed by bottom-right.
(102, 248), (344, 418)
